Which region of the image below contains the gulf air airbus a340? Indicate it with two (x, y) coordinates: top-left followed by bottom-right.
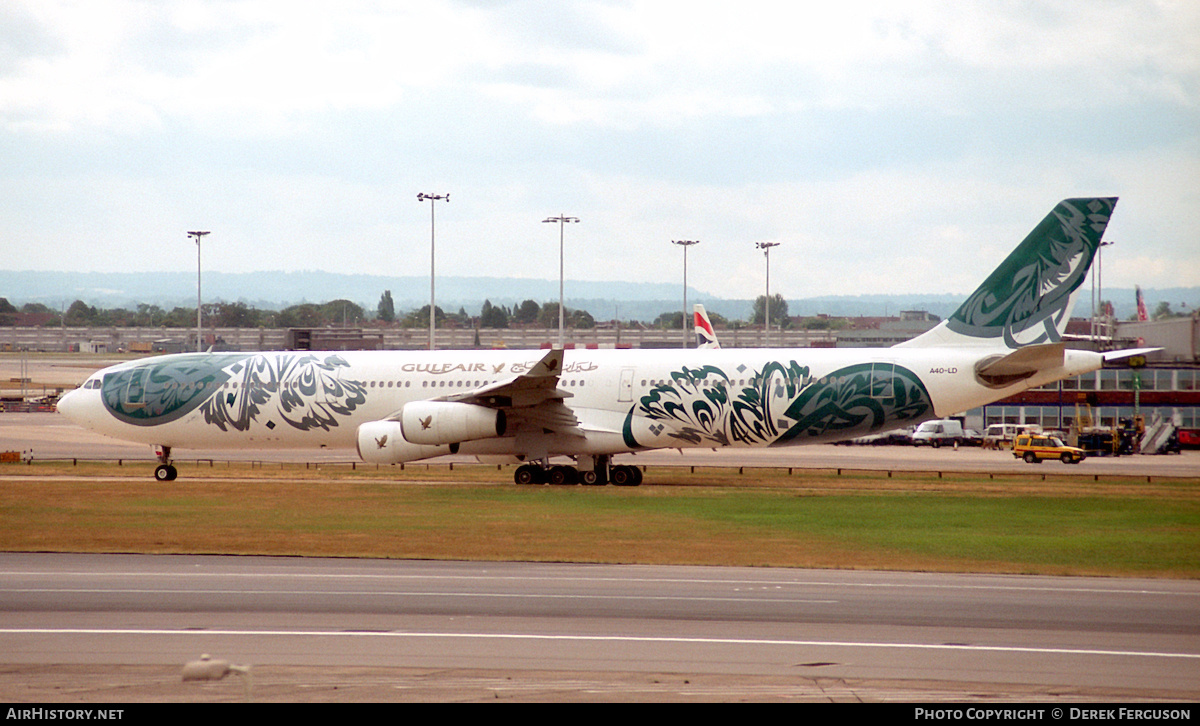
(58, 198), (1149, 485)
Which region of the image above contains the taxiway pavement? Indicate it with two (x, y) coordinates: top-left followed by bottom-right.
(2, 553), (1197, 702)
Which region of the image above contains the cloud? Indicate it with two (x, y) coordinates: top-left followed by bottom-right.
(0, 0), (1196, 302)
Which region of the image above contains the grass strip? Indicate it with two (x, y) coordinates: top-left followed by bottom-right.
(2, 462), (1197, 577)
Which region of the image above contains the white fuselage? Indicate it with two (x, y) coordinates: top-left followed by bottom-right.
(57, 345), (1105, 461)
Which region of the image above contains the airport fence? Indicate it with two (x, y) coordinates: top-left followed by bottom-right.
(2, 454), (1191, 484)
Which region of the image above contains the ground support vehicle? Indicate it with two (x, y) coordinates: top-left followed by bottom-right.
(1013, 434), (1087, 464)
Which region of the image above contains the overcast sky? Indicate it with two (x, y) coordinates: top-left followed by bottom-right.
(2, 0), (1197, 302)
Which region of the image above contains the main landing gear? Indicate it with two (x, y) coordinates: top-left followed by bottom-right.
(513, 457), (643, 486)
(154, 446), (178, 482)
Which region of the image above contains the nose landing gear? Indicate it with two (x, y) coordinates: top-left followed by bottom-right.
(154, 446), (178, 481)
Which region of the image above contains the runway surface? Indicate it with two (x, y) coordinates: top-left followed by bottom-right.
(1, 553), (1198, 702)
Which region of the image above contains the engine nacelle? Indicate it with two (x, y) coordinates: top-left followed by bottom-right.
(356, 420), (455, 464)
(400, 401), (506, 446)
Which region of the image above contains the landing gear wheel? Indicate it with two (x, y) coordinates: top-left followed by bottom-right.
(611, 465), (642, 486)
(549, 465), (576, 485)
(153, 445), (175, 481)
(514, 464), (540, 485)
(154, 464), (178, 482)
(580, 470), (600, 485)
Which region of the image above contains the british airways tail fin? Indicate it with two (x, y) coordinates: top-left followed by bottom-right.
(898, 197), (1117, 350)
(694, 304), (720, 349)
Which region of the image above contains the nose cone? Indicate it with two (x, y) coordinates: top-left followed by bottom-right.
(57, 388), (86, 425)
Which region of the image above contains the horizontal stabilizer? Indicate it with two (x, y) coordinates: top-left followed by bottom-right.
(1102, 347), (1162, 363)
(975, 343), (1065, 386)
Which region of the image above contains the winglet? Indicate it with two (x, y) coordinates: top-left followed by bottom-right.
(443, 346), (566, 409)
(898, 197), (1117, 349)
(529, 347), (564, 377)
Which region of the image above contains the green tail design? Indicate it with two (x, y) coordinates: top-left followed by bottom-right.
(902, 197), (1116, 349)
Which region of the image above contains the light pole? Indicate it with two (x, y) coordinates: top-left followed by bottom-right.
(672, 240), (699, 348)
(417, 193), (449, 350)
(756, 241), (779, 347)
(543, 215), (579, 347)
(1091, 239), (1113, 348)
(187, 231), (210, 353)
(1099, 240), (1113, 348)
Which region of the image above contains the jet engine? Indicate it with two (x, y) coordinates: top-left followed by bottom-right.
(356, 420), (456, 464)
(399, 401), (506, 446)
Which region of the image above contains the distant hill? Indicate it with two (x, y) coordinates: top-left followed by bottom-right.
(1, 270), (1195, 323)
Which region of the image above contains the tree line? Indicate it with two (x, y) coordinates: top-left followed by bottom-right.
(0, 299), (371, 329)
(2, 291), (801, 329)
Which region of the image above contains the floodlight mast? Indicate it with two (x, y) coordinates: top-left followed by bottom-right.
(187, 231), (210, 353)
(1090, 239), (1114, 348)
(672, 240), (699, 348)
(756, 241), (780, 346)
(417, 193), (449, 350)
(542, 215), (579, 347)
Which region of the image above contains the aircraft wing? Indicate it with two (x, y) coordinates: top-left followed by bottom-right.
(443, 348), (584, 439)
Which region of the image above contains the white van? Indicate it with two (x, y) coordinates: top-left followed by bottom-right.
(982, 423), (1025, 449)
(912, 419), (965, 447)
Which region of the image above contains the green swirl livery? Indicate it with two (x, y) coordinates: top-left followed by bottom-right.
(622, 361), (932, 449)
(945, 198), (1116, 347)
(101, 352), (367, 432)
(101, 354), (248, 426)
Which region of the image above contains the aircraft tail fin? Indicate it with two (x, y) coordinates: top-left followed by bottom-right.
(898, 197), (1117, 350)
(694, 304), (720, 349)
